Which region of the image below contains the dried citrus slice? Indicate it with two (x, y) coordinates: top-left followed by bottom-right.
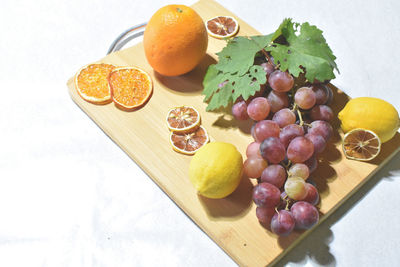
(170, 126), (209, 155)
(342, 128), (381, 161)
(108, 66), (153, 111)
(206, 16), (239, 39)
(75, 63), (115, 104)
(166, 106), (201, 133)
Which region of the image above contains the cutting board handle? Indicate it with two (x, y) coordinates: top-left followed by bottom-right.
(107, 22), (147, 55)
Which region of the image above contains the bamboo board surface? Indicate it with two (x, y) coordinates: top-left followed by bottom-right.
(67, 0), (400, 265)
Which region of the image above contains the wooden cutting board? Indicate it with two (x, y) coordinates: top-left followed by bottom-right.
(67, 0), (400, 265)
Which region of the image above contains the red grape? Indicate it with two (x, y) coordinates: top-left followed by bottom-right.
(261, 164), (287, 188)
(246, 142), (261, 158)
(253, 120), (280, 143)
(305, 133), (326, 154)
(260, 137), (286, 164)
(302, 183), (319, 206)
(279, 124), (305, 148)
(256, 206), (276, 224)
(311, 84), (329, 105)
(252, 183), (281, 208)
(310, 105), (334, 121)
(271, 210), (295, 236)
(269, 70), (294, 92)
(247, 97), (270, 121)
(295, 87), (316, 110)
(272, 108), (296, 128)
(232, 100), (249, 120)
(290, 201), (319, 229)
(287, 136), (314, 163)
(308, 120), (333, 141)
(260, 62), (275, 78)
(243, 156), (268, 178)
(267, 90), (289, 113)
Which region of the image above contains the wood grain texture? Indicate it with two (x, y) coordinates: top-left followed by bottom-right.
(67, 0), (400, 265)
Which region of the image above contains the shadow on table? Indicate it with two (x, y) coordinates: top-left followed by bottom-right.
(211, 112), (254, 135)
(274, 149), (400, 267)
(198, 175), (254, 220)
(154, 53), (217, 95)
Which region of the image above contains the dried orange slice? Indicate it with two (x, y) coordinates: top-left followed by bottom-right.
(75, 63), (115, 104)
(342, 128), (381, 161)
(108, 66), (153, 111)
(170, 126), (209, 155)
(206, 16), (239, 39)
(166, 106), (201, 133)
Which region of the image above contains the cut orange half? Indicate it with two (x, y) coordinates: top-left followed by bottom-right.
(342, 128), (381, 161)
(206, 16), (239, 39)
(75, 63), (115, 104)
(170, 126), (209, 155)
(166, 106), (201, 133)
(108, 66), (153, 111)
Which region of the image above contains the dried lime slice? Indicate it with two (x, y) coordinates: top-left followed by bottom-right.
(342, 128), (381, 161)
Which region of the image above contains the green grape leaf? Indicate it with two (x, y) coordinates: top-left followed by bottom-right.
(251, 34), (274, 49)
(266, 19), (339, 82)
(231, 65), (267, 100)
(215, 35), (273, 76)
(202, 64), (232, 110)
(271, 18), (294, 41)
(202, 65), (267, 111)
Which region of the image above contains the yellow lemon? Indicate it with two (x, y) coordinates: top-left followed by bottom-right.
(338, 97), (399, 143)
(189, 142), (243, 199)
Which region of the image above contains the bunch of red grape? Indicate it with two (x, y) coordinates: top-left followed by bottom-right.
(231, 58), (334, 236)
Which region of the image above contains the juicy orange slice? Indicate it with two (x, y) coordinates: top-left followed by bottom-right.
(206, 16), (239, 39)
(108, 66), (153, 111)
(342, 128), (381, 161)
(170, 126), (209, 155)
(75, 63), (115, 104)
(167, 106), (201, 133)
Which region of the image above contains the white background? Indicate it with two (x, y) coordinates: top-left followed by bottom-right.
(1, 0), (400, 266)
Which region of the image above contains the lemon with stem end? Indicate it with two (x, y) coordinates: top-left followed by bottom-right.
(338, 97), (399, 143)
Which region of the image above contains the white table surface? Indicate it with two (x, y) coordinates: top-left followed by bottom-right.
(1, 0), (400, 266)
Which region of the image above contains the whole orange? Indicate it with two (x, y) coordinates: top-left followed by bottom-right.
(143, 5), (208, 76)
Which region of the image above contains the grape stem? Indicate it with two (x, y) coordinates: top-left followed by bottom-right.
(285, 199), (290, 210)
(291, 103), (296, 112)
(291, 103), (304, 126)
(292, 103), (312, 128)
(296, 108), (304, 126)
(261, 49), (275, 67)
(282, 159), (292, 169)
